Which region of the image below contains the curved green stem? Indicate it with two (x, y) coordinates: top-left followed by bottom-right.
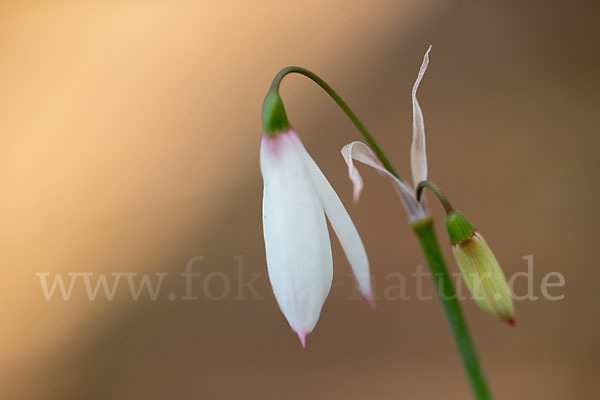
(268, 66), (401, 180)
(416, 180), (454, 214)
(412, 218), (492, 400)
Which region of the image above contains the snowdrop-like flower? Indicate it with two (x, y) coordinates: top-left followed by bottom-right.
(341, 46), (432, 223)
(260, 93), (373, 348)
(259, 47), (508, 397)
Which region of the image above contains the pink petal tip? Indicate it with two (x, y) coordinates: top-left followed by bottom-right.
(295, 330), (307, 348)
(366, 292), (376, 310)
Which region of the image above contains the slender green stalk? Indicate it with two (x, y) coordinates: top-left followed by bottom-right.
(416, 180), (454, 214)
(269, 67), (400, 179)
(268, 67), (492, 400)
(412, 218), (492, 400)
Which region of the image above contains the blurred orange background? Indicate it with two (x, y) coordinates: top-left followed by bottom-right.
(1, 1), (599, 399)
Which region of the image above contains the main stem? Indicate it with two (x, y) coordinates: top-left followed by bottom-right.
(269, 67), (492, 400)
(412, 219), (492, 400)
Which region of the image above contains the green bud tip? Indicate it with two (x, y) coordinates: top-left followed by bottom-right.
(445, 211), (475, 244)
(262, 91), (291, 136)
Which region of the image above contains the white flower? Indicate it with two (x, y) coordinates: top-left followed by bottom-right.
(260, 130), (373, 347)
(341, 46), (432, 223)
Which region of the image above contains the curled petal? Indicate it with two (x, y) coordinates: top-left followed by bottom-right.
(410, 45), (431, 190)
(341, 141), (371, 202)
(341, 141), (428, 223)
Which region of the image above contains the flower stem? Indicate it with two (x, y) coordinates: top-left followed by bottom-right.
(416, 180), (454, 214)
(412, 218), (492, 400)
(268, 67), (401, 180)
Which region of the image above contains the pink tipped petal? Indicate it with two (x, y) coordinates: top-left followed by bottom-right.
(296, 139), (374, 304)
(341, 141), (428, 223)
(261, 130), (333, 339)
(410, 45), (431, 190)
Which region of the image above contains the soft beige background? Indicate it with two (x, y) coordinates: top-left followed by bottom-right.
(1, 1), (599, 399)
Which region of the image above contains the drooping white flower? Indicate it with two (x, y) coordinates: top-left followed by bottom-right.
(260, 129), (373, 347)
(341, 46), (432, 223)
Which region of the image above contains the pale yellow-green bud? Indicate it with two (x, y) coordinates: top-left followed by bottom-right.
(451, 230), (516, 325)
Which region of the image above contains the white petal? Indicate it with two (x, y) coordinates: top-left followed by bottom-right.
(341, 141), (428, 223)
(293, 136), (374, 306)
(261, 131), (333, 346)
(341, 141), (364, 203)
(341, 141), (385, 202)
(410, 45), (431, 190)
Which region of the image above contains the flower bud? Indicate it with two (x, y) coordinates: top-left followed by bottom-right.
(446, 211), (516, 325)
